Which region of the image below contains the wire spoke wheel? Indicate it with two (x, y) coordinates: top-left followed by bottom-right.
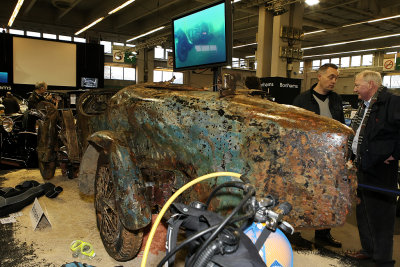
(94, 152), (143, 261)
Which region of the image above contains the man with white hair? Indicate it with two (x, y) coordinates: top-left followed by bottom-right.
(28, 81), (49, 110)
(346, 70), (400, 267)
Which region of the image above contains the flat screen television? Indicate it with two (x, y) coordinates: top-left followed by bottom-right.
(172, 0), (232, 71)
(81, 77), (98, 88)
(0, 72), (8, 83)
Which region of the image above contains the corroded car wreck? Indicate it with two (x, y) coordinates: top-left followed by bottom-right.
(77, 83), (356, 261)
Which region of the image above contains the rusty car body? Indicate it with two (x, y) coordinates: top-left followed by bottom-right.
(73, 82), (356, 261)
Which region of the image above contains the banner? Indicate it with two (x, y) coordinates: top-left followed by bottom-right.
(260, 77), (301, 105)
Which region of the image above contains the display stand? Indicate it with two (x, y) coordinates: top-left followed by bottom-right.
(212, 67), (221, 92)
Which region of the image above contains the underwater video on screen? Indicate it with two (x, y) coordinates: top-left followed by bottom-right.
(173, 2), (227, 70)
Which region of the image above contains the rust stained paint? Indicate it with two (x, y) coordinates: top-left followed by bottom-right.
(78, 83), (356, 229)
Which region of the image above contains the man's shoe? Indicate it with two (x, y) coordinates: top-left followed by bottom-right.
(345, 250), (371, 260)
(314, 232), (342, 248)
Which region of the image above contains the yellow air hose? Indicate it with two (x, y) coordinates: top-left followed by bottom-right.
(140, 171), (242, 267)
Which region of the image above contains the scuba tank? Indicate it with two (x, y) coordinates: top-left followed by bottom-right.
(160, 181), (294, 267)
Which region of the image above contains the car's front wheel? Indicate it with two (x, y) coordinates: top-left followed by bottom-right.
(94, 152), (144, 261)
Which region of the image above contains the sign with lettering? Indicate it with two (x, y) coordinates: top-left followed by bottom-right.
(30, 198), (52, 230)
(0, 85), (12, 91)
(260, 77), (301, 104)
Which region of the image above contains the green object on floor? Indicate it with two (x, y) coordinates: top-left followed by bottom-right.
(70, 240), (95, 259)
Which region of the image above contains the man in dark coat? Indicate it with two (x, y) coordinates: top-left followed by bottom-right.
(3, 92), (20, 114)
(292, 63), (344, 248)
(27, 81), (49, 110)
(346, 70), (400, 267)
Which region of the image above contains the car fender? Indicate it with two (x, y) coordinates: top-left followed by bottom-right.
(79, 130), (152, 230)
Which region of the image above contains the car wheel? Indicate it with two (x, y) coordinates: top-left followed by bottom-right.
(95, 152), (143, 261)
(38, 160), (56, 180)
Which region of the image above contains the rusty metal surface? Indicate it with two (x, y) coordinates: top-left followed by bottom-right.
(78, 83), (356, 230)
(36, 101), (59, 163)
(61, 110), (80, 162)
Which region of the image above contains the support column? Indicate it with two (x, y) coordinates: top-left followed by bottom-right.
(256, 6), (273, 78)
(136, 48), (145, 83)
(256, 3), (304, 78)
(147, 49), (155, 83)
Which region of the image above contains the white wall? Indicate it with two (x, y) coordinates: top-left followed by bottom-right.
(13, 37), (76, 87)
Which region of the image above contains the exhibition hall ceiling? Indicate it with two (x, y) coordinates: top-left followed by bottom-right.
(1, 0), (400, 58)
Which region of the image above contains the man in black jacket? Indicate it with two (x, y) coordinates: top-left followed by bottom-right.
(292, 63), (344, 248)
(346, 70), (399, 267)
(3, 92), (20, 114)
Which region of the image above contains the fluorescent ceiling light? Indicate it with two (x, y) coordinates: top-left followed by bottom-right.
(8, 0), (24, 27)
(306, 13), (400, 36)
(233, 42), (257, 48)
(75, 17), (104, 35)
(302, 32), (400, 50)
(305, 0), (319, 6)
(368, 14), (400, 23)
(304, 29), (326, 35)
(342, 14), (400, 28)
(108, 0), (135, 15)
(126, 26), (165, 42)
(233, 0), (241, 3)
(245, 55), (255, 58)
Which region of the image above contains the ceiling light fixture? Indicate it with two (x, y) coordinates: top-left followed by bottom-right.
(302, 32), (400, 50)
(342, 14), (400, 28)
(306, 13), (400, 36)
(126, 26), (165, 42)
(75, 17), (104, 35)
(8, 0), (24, 27)
(305, 0), (319, 6)
(367, 14), (400, 23)
(108, 0), (135, 15)
(233, 42), (257, 49)
(304, 29), (326, 35)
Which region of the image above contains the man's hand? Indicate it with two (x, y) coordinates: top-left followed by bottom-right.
(384, 155), (395, 164)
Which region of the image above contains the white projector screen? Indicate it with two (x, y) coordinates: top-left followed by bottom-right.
(13, 37), (76, 87)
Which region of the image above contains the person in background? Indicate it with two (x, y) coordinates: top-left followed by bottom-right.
(345, 70), (399, 267)
(292, 63), (344, 248)
(3, 91), (20, 114)
(27, 81), (57, 109)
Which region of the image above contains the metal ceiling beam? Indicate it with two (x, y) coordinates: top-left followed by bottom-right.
(304, 0), (358, 15)
(341, 5), (400, 27)
(23, 0), (38, 16)
(57, 0), (84, 20)
(302, 18), (337, 29)
(114, 0), (182, 29)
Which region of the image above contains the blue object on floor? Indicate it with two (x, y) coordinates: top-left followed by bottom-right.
(61, 262), (94, 267)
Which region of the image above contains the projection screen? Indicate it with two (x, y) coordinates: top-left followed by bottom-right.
(13, 37), (76, 87)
